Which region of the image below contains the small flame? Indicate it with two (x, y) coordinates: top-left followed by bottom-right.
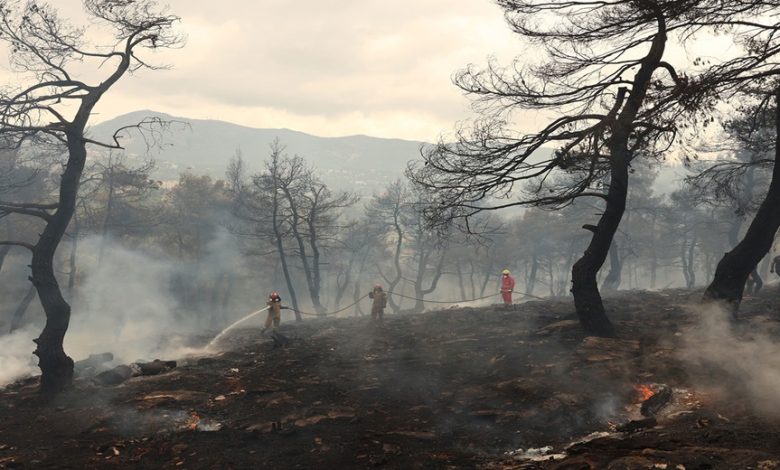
(186, 411), (201, 431)
(634, 384), (655, 401)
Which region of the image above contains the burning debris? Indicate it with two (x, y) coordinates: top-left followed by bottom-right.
(640, 383), (673, 417)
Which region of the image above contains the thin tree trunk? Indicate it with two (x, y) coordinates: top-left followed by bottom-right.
(479, 256), (494, 297)
(0, 245), (10, 273)
(282, 187), (323, 313)
(413, 247), (447, 312)
(272, 183), (300, 319)
(9, 284), (36, 333)
(97, 156), (115, 267)
(468, 259), (476, 298)
(385, 210), (404, 313)
(67, 214), (79, 297)
(0, 219), (14, 273)
(686, 235), (696, 288)
(456, 260), (467, 301)
(601, 241), (623, 292)
(353, 280), (363, 316)
(526, 253), (538, 296)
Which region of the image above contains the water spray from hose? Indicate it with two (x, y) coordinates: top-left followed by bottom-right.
(205, 307), (269, 351)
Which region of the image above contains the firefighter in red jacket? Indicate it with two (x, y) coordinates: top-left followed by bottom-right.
(500, 269), (515, 305)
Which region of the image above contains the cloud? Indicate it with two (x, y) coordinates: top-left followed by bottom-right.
(80, 0), (521, 140)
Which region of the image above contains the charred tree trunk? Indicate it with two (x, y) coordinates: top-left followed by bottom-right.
(384, 212), (404, 313)
(468, 260), (476, 299)
(456, 260), (467, 301)
(650, 212), (658, 289)
(67, 213), (79, 298)
(31, 133), (89, 393)
(353, 280), (363, 316)
(0, 245), (10, 273)
(412, 247), (447, 312)
(571, 7), (666, 336)
(9, 284), (36, 333)
(571, 159), (625, 337)
(271, 185), (301, 320)
(526, 253), (538, 296)
(284, 198), (323, 314)
(704, 89), (780, 310)
(0, 219), (14, 273)
(547, 257), (555, 297)
(686, 235), (696, 288)
(97, 157), (115, 268)
(479, 256), (494, 297)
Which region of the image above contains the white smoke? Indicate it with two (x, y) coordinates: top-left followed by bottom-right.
(0, 326), (37, 386)
(679, 303), (780, 417)
(65, 238), (204, 364)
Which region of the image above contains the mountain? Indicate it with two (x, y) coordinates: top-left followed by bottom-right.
(89, 110), (426, 193)
(89, 110), (688, 196)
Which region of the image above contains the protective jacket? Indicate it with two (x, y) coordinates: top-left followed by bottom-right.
(500, 274), (515, 305)
(265, 295), (283, 330)
(369, 287), (387, 320)
(501, 275), (516, 292)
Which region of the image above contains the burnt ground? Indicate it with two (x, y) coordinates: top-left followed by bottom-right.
(2, 288), (780, 469)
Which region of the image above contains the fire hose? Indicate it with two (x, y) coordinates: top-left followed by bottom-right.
(291, 291), (548, 317)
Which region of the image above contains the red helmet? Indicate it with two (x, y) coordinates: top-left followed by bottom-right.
(373, 284), (382, 290)
(269, 292), (281, 301)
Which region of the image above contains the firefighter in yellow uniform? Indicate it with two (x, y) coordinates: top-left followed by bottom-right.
(263, 292), (283, 332)
(368, 284), (388, 322)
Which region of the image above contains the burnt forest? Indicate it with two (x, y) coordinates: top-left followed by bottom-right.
(1, 1), (780, 469)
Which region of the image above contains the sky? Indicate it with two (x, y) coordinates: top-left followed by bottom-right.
(0, 1), (743, 143)
(4, 0), (525, 142)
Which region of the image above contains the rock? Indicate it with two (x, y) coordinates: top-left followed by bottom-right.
(94, 365), (133, 385)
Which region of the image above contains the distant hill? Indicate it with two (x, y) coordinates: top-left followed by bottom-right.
(89, 110), (427, 193)
(89, 110), (687, 196)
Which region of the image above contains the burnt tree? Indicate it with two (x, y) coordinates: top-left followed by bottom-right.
(0, 0), (181, 393)
(703, 90), (780, 309)
(408, 0), (706, 336)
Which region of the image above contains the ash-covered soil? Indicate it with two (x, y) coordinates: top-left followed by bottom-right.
(2, 289), (780, 469)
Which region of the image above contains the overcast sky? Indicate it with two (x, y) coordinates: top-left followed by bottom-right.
(33, 0), (523, 142)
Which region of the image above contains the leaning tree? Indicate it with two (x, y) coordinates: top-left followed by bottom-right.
(407, 0), (737, 337)
(0, 0), (181, 393)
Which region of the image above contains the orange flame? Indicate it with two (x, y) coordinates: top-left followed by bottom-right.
(634, 384), (655, 401)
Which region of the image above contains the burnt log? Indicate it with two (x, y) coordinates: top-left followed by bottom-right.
(270, 330), (289, 348)
(135, 360), (177, 376)
(94, 365), (133, 385)
(640, 385), (672, 417)
(616, 416), (657, 433)
(74, 352), (113, 368)
(74, 353), (114, 376)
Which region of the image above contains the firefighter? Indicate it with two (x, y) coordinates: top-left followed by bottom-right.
(745, 268), (763, 295)
(771, 255), (780, 280)
(368, 284), (388, 322)
(263, 291), (284, 332)
(500, 268), (515, 306)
